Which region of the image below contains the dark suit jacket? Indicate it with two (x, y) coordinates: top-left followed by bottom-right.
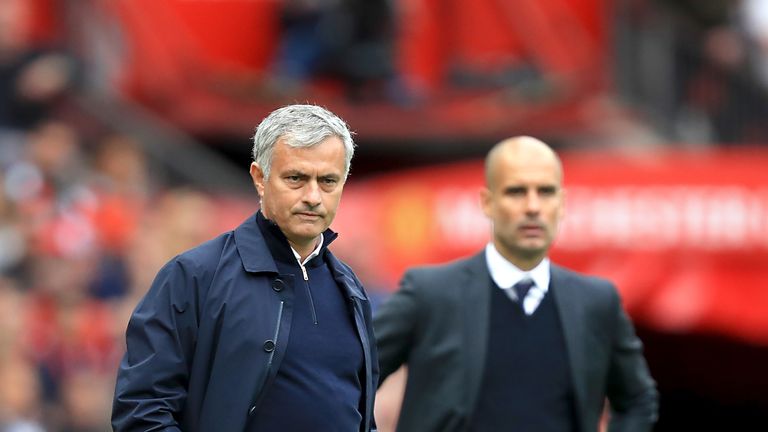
(374, 252), (658, 432)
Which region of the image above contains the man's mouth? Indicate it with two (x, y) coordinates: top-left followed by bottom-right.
(296, 211), (322, 219)
(519, 224), (544, 236)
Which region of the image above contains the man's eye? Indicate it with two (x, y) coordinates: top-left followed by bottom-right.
(286, 175), (301, 182)
(322, 178), (337, 185)
(539, 187), (557, 196)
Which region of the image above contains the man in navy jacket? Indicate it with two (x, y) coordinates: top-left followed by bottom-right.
(112, 105), (379, 431)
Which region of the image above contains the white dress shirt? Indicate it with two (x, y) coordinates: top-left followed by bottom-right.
(290, 233), (324, 280)
(485, 243), (551, 316)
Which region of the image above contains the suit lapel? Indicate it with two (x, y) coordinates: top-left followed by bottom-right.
(550, 265), (589, 419)
(460, 252), (492, 418)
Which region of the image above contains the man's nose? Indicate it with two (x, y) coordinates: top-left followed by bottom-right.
(302, 180), (322, 207)
(525, 190), (541, 213)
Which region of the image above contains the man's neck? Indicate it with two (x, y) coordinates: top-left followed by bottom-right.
(494, 243), (545, 271)
(287, 237), (320, 263)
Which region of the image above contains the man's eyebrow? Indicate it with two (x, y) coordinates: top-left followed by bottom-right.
(282, 169), (307, 176)
(503, 185), (527, 191)
(319, 173), (342, 180)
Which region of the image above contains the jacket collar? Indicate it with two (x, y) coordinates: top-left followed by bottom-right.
(234, 212), (279, 273)
(234, 212), (354, 299)
(461, 251), (493, 418)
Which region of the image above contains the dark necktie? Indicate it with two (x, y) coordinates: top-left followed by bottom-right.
(513, 279), (534, 305)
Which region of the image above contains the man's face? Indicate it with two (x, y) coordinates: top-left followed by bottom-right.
(481, 146), (564, 267)
(250, 137), (346, 249)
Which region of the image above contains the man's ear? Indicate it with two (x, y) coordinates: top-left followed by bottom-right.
(250, 162), (265, 197)
(480, 187), (492, 218)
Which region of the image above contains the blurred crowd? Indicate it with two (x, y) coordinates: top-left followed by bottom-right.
(0, 120), (233, 430)
(619, 0), (768, 143)
(0, 123), (228, 430)
(0, 3), (235, 430)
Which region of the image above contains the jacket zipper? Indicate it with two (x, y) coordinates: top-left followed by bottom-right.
(298, 262), (318, 325)
(267, 300), (284, 367)
(299, 262), (308, 281)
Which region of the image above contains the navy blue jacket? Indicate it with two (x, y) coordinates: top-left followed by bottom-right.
(112, 213), (379, 431)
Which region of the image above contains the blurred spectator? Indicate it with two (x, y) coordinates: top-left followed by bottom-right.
(271, 0), (400, 102)
(0, 174), (27, 281)
(87, 133), (151, 299)
(0, 0), (77, 131)
(57, 369), (113, 432)
(0, 352), (46, 432)
(740, 0), (768, 91)
(0, 278), (25, 350)
(90, 133), (151, 200)
(25, 121), (86, 198)
(21, 253), (118, 399)
(145, 188), (217, 261)
(622, 0), (768, 143)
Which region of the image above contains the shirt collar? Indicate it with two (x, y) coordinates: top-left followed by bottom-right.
(484, 242), (550, 294)
(291, 233), (324, 266)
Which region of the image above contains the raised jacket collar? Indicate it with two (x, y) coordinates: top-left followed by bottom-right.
(233, 212), (366, 301)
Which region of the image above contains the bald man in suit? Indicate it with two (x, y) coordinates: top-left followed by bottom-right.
(374, 137), (658, 432)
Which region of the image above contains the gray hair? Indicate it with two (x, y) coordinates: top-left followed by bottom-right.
(251, 104), (355, 179)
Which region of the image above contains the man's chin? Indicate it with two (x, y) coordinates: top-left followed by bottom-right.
(288, 225), (326, 241)
(518, 242), (548, 257)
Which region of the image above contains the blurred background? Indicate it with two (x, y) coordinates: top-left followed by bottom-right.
(0, 0), (767, 430)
